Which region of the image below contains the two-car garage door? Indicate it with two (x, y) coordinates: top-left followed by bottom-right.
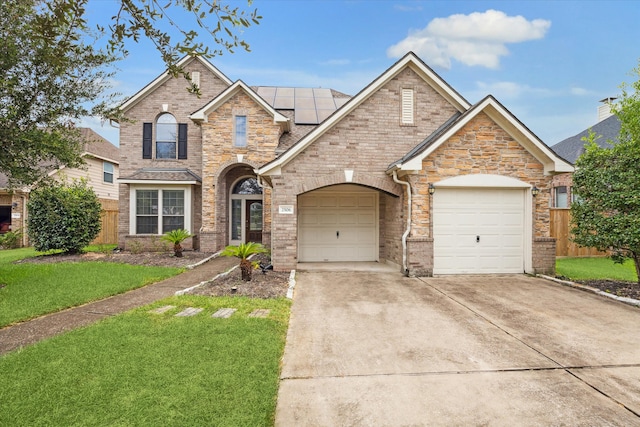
(433, 188), (525, 274)
(298, 187), (378, 262)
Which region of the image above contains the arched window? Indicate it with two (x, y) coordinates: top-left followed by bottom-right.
(156, 113), (177, 159)
(232, 177), (263, 195)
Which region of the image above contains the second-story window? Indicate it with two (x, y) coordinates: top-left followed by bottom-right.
(156, 113), (177, 159)
(103, 162), (114, 183)
(234, 115), (247, 147)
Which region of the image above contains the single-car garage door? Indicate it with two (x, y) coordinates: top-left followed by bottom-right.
(298, 187), (378, 262)
(433, 188), (525, 274)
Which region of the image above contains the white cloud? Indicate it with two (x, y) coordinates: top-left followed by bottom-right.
(394, 4), (423, 12)
(319, 59), (351, 66)
(474, 81), (553, 99)
(570, 87), (593, 96)
(387, 9), (551, 69)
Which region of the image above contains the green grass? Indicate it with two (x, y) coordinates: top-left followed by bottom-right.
(0, 296), (291, 426)
(0, 247), (182, 327)
(556, 257), (639, 282)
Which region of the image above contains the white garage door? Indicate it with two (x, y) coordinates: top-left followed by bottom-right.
(298, 188), (378, 262)
(433, 188), (525, 274)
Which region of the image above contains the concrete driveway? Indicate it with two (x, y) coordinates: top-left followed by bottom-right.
(276, 273), (640, 426)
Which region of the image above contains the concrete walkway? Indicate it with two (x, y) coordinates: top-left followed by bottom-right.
(276, 273), (640, 426)
(0, 255), (238, 355)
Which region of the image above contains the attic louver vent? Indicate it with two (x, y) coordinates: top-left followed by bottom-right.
(191, 72), (200, 89)
(401, 88), (414, 125)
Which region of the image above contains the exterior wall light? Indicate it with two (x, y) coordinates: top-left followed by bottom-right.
(428, 183), (435, 195)
(531, 186), (540, 197)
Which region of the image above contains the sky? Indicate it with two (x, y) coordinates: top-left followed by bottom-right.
(83, 0), (640, 149)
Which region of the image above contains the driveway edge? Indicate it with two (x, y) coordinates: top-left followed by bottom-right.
(539, 274), (640, 308)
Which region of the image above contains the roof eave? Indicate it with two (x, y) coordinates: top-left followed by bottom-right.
(118, 55), (233, 113)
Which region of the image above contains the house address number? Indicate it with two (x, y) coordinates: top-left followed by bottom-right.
(279, 205), (294, 214)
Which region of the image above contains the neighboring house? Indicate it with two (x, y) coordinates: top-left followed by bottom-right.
(0, 128), (119, 246)
(116, 52), (572, 276)
(551, 100), (621, 208)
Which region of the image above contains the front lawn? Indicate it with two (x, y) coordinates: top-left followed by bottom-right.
(556, 257), (638, 282)
(0, 247), (182, 327)
(0, 296), (290, 426)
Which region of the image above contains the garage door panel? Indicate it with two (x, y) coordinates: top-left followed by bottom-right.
(299, 190), (378, 262)
(434, 188), (524, 274)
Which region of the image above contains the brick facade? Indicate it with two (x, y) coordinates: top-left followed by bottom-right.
(117, 53), (568, 276)
(118, 59), (229, 250)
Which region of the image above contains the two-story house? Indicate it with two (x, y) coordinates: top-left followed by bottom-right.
(117, 52), (572, 276)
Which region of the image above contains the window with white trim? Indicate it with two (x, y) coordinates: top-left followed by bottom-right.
(234, 115), (247, 147)
(103, 162), (114, 183)
(554, 186), (568, 208)
(156, 113), (178, 159)
(134, 188), (188, 234)
(401, 88), (414, 125)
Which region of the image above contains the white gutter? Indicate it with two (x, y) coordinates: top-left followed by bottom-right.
(392, 170), (411, 276)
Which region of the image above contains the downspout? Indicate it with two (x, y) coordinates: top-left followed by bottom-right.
(392, 170), (411, 276)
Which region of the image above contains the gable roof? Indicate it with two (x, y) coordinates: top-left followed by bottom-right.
(79, 128), (119, 164)
(551, 114), (620, 164)
(190, 80), (290, 131)
(118, 55), (233, 113)
(257, 52), (471, 176)
(389, 95), (573, 175)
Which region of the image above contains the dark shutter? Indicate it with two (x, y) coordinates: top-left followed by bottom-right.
(142, 122), (152, 159)
(178, 123), (188, 159)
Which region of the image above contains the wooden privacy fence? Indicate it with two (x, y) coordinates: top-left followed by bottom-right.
(549, 208), (607, 257)
(92, 199), (118, 245)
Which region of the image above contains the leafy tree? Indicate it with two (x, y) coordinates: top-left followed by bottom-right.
(27, 179), (102, 254)
(161, 229), (192, 257)
(571, 65), (640, 283)
(220, 242), (267, 282)
(1, 0), (260, 186)
(1, 0), (116, 187)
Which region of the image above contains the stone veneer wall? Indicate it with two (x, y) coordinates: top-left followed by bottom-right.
(410, 111), (555, 275)
(199, 90), (283, 252)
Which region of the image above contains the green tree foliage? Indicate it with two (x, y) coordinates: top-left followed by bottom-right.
(571, 65), (640, 283)
(27, 180), (102, 254)
(1, 0), (116, 187)
(1, 0), (260, 186)
(106, 0), (261, 94)
(220, 242), (267, 281)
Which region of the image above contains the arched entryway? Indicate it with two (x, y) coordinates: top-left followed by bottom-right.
(229, 176), (263, 245)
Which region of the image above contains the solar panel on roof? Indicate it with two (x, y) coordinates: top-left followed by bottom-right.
(255, 86), (348, 125)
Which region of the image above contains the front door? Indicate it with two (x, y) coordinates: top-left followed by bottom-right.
(246, 200), (263, 243)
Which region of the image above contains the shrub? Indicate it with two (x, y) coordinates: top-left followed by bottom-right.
(220, 242), (267, 281)
(27, 180), (102, 254)
(0, 229), (22, 249)
(161, 229), (192, 257)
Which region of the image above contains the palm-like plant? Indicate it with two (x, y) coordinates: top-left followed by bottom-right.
(161, 229), (192, 257)
(220, 242), (268, 281)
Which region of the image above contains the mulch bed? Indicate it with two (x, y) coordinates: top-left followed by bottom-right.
(14, 250), (213, 268)
(575, 279), (640, 301)
(188, 253), (290, 299)
(187, 268), (290, 299)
